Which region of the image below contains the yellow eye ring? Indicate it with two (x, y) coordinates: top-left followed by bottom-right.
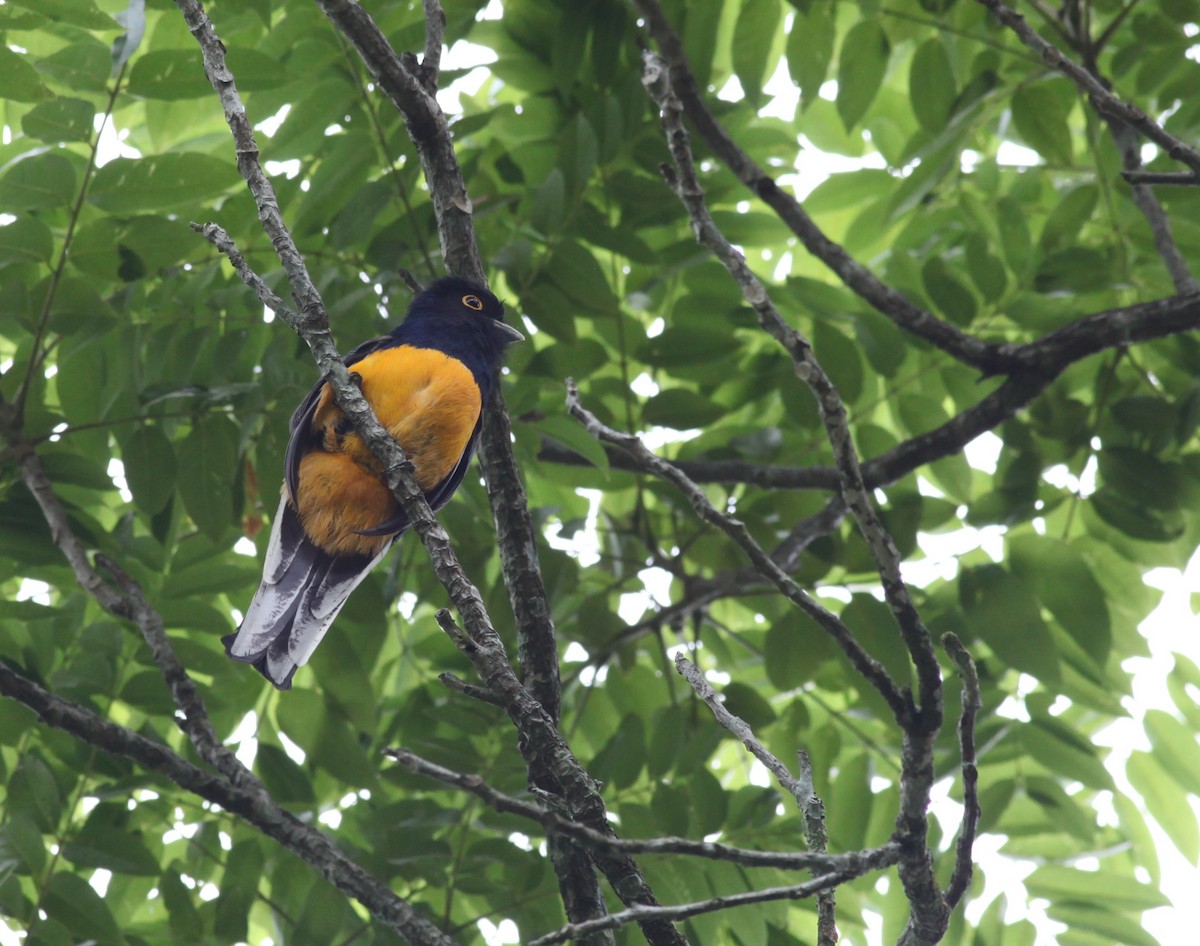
(462, 294), (484, 310)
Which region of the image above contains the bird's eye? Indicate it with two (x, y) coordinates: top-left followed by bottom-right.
(462, 294), (484, 311)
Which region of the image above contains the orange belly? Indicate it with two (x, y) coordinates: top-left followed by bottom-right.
(293, 346), (482, 556)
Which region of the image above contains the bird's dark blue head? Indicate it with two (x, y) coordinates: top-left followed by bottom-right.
(396, 276), (523, 394)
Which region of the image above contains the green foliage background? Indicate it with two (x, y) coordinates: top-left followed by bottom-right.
(1, 0), (1199, 944)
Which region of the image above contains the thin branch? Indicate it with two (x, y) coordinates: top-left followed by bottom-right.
(941, 635), (982, 910)
(630, 0), (1004, 375)
(92, 554), (256, 790)
(438, 672), (504, 707)
(675, 657), (840, 944)
(674, 656), (810, 804)
(642, 49), (941, 726)
(566, 380), (909, 723)
(1121, 170), (1200, 186)
(420, 0), (445, 89)
(12, 67), (125, 425)
(972, 0), (1200, 176)
(796, 750), (837, 946)
(191, 222), (298, 320)
(182, 3), (636, 941)
(387, 748), (901, 874)
(0, 665), (459, 946)
(313, 0), (562, 729)
(525, 872), (855, 946)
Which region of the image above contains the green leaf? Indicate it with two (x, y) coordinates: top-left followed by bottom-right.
(557, 113), (598, 200)
(1027, 869), (1166, 912)
(0, 217), (54, 267)
(0, 815), (45, 877)
(176, 415), (239, 542)
(42, 873), (126, 945)
(255, 743), (316, 804)
(1011, 79), (1074, 165)
(119, 425), (176, 514)
(89, 153), (235, 212)
(764, 614), (839, 688)
(159, 867), (203, 938)
(590, 713), (645, 789)
(1143, 708), (1200, 795)
(8, 0), (115, 29)
(0, 46), (51, 103)
(1023, 718), (1114, 790)
(1091, 487), (1184, 542)
(787, 4), (835, 109)
(215, 841), (264, 942)
(530, 168), (565, 237)
(837, 21), (890, 130)
(1008, 534), (1112, 666)
(21, 97), (96, 143)
(1127, 749), (1199, 861)
(127, 49), (213, 100)
(7, 757), (63, 832)
(721, 682), (776, 730)
(961, 566), (1061, 683)
(922, 257), (977, 326)
(33, 39), (112, 93)
(733, 0), (781, 107)
(642, 388), (724, 429)
(62, 825), (160, 876)
(1046, 905), (1164, 946)
(965, 233), (1008, 302)
(689, 766), (729, 836)
(910, 39), (956, 132)
(812, 320), (863, 403)
(546, 242), (618, 313)
(533, 415), (610, 475)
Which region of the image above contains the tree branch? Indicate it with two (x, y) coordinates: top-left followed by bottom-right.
(311, 0), (562, 729)
(971, 0), (1200, 176)
(630, 0), (1005, 375)
(642, 49), (941, 726)
(566, 380), (909, 722)
(0, 665), (459, 946)
(525, 872), (857, 946)
(387, 748), (900, 875)
(941, 635), (982, 910)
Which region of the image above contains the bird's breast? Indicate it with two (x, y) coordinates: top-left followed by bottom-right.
(295, 345), (483, 555)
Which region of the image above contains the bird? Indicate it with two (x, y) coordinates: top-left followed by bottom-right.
(224, 276), (524, 689)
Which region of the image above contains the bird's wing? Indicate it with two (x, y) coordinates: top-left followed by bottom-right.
(284, 333), (395, 503)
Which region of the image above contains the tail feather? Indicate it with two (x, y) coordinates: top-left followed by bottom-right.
(224, 497), (388, 689)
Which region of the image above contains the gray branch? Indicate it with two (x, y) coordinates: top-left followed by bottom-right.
(972, 0), (1200, 176)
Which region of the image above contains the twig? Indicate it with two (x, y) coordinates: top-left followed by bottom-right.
(313, 0), (562, 728)
(796, 750), (837, 946)
(386, 749), (901, 874)
(971, 0), (1200, 176)
(1121, 169), (1200, 186)
(191, 222), (298, 320)
(674, 656), (809, 803)
(92, 554), (259, 791)
(676, 657), (840, 944)
(566, 380), (908, 722)
(642, 50), (941, 727)
(630, 0), (1003, 375)
(0, 664), (460, 946)
(525, 873), (854, 946)
(420, 0), (445, 89)
(942, 634), (982, 909)
(438, 673), (504, 707)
